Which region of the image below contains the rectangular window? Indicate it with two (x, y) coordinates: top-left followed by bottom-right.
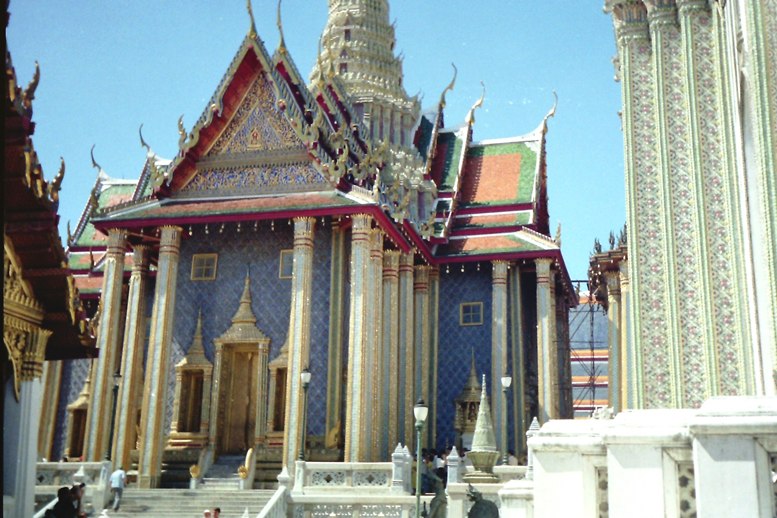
(279, 249), (294, 279)
(460, 302), (483, 326)
(191, 253), (218, 281)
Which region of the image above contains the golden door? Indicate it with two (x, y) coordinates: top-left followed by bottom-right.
(218, 349), (257, 454)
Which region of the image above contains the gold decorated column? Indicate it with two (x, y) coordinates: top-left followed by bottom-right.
(368, 228), (384, 460)
(509, 266), (527, 457)
(282, 217), (316, 472)
(344, 214), (371, 461)
(535, 258), (557, 422)
(428, 266), (440, 447)
(325, 221), (346, 450)
(491, 260), (509, 450)
(398, 252), (415, 446)
(413, 265), (431, 447)
(619, 259), (635, 408)
(382, 250), (400, 452)
(114, 245), (149, 469)
(85, 228), (126, 461)
(605, 271), (623, 413)
(138, 226), (182, 488)
(38, 359), (62, 460)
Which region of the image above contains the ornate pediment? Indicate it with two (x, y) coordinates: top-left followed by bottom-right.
(215, 273), (271, 345)
(207, 73), (303, 156)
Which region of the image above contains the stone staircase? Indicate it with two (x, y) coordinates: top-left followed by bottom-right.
(202, 455), (244, 490)
(103, 488), (274, 517)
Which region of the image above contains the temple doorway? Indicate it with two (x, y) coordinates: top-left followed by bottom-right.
(217, 346), (258, 454)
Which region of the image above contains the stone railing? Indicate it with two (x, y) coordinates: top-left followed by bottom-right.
(256, 467), (290, 518)
(35, 461), (112, 513)
(290, 456), (431, 518)
(292, 460), (394, 494)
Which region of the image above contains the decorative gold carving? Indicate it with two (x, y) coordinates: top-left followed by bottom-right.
(189, 464), (201, 479)
(237, 464), (248, 479)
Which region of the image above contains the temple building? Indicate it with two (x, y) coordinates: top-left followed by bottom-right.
(42, 0), (576, 488)
(595, 0), (777, 409)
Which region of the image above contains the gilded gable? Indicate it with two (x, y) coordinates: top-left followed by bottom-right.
(207, 73), (303, 156)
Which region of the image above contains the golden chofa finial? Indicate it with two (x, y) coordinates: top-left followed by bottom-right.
(544, 90), (558, 125)
(139, 124), (152, 154)
(90, 144), (105, 177)
(247, 0), (257, 38)
(23, 61), (40, 109)
(276, 0), (287, 54)
(465, 81), (486, 125)
(439, 62), (457, 109)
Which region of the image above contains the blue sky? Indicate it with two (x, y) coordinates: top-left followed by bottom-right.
(7, 1), (623, 281)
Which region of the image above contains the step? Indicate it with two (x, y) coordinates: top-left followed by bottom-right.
(103, 488), (274, 518)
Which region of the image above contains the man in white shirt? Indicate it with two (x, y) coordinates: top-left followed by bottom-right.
(109, 466), (126, 511)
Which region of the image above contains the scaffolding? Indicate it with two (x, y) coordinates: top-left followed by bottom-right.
(569, 280), (608, 418)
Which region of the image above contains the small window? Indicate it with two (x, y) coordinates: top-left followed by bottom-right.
(191, 253), (218, 281)
(279, 249), (294, 279)
(339, 62), (348, 74)
(344, 29), (351, 41)
(460, 302), (483, 326)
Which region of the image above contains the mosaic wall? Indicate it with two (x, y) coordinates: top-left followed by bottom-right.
(172, 222), (333, 436)
(435, 266), (493, 450)
(52, 358), (92, 460)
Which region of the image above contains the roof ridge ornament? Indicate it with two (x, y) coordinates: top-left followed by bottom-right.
(276, 0), (287, 55)
(465, 81), (486, 126)
(439, 63), (457, 110)
(541, 90), (558, 134)
(247, 0), (258, 38)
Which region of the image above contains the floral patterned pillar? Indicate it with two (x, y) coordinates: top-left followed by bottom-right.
(325, 221), (346, 450)
(428, 266), (440, 448)
(85, 228), (126, 461)
(114, 245), (149, 470)
(398, 252), (415, 446)
(382, 251), (401, 453)
(368, 228), (384, 460)
(344, 214), (371, 461)
(491, 261), (509, 450)
(282, 217), (316, 472)
(535, 258), (557, 422)
(138, 226), (181, 488)
(605, 270), (623, 413)
(413, 266), (430, 412)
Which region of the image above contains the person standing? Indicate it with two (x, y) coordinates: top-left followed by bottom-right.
(109, 466), (126, 511)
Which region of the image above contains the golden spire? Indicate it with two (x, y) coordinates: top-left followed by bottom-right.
(232, 271), (257, 325)
(188, 310), (206, 357)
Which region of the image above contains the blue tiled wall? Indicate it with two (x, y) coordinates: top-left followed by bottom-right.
(435, 266), (493, 451)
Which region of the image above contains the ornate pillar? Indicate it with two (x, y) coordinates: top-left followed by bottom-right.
(368, 228), (384, 461)
(86, 228), (126, 461)
(619, 259), (635, 408)
(604, 271), (623, 413)
(344, 214), (371, 461)
(398, 252), (415, 446)
(38, 358), (62, 460)
(138, 226), (182, 488)
(428, 266), (440, 447)
(509, 266), (527, 457)
(282, 217), (316, 472)
(114, 245), (149, 469)
(413, 266), (430, 410)
(325, 221), (346, 450)
(491, 261), (509, 449)
(382, 251), (401, 453)
(535, 258), (557, 422)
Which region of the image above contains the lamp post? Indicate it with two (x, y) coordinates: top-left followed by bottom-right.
(413, 399), (428, 518)
(106, 372), (121, 461)
(298, 368), (311, 460)
(500, 375), (512, 465)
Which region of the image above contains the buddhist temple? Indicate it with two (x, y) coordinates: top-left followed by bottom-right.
(40, 0), (575, 489)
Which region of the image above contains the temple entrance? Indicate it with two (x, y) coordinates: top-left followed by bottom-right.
(217, 346), (258, 454)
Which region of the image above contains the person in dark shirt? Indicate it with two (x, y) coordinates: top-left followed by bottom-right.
(50, 486), (76, 518)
